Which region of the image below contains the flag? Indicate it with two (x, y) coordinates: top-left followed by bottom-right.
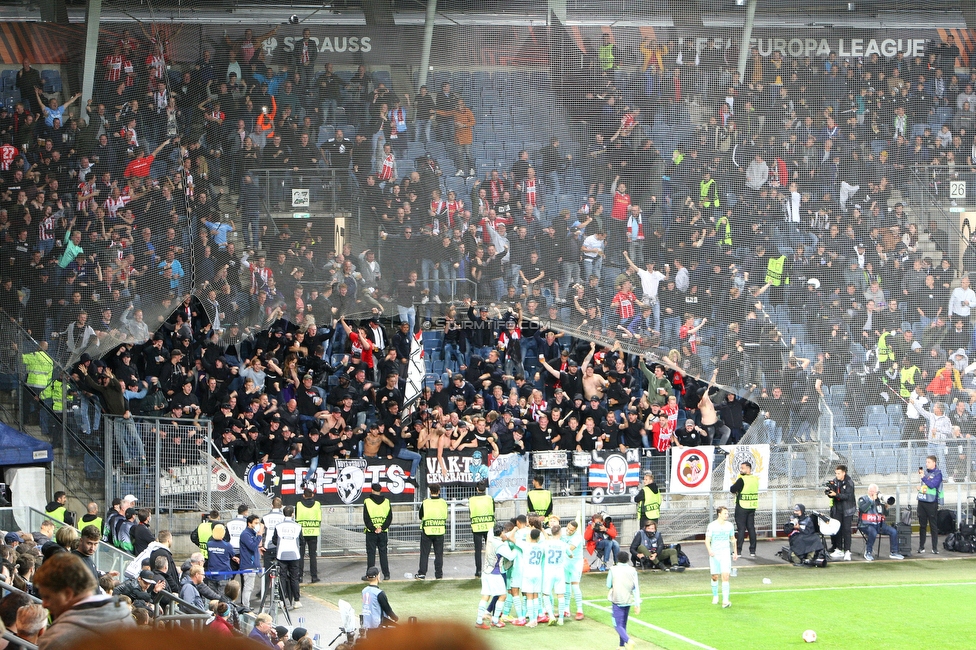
(402, 329), (425, 418)
(669, 447), (715, 495)
(720, 444), (770, 491)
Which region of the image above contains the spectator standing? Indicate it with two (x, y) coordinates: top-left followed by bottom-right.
(34, 553), (135, 650)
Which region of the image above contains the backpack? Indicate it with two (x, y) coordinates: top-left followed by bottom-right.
(899, 505), (913, 527)
(676, 548), (691, 568)
(937, 510), (957, 535)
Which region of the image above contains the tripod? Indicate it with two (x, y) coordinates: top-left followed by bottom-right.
(259, 561), (292, 625)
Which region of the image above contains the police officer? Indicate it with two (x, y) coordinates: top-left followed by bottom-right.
(730, 461), (759, 557)
(633, 472), (661, 525)
(272, 505), (304, 609)
(295, 488), (322, 584)
(526, 475), (552, 518)
(467, 480), (495, 578)
(363, 483), (392, 581)
(416, 483), (446, 580)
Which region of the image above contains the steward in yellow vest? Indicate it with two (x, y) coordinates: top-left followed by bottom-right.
(416, 484), (446, 580)
(633, 472), (662, 522)
(363, 483), (392, 580)
(599, 35), (616, 71)
(730, 461), (760, 556)
(468, 481), (495, 578)
(296, 488), (322, 582)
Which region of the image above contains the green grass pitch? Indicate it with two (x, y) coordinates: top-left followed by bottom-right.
(307, 558), (976, 650)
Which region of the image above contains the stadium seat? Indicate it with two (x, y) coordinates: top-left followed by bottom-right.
(885, 404), (903, 418)
(866, 412), (888, 428)
(879, 425), (901, 440)
(865, 405), (885, 417)
(852, 452), (875, 475)
(858, 426), (881, 442)
(789, 458), (807, 480)
(316, 125), (335, 147)
(835, 427), (858, 443)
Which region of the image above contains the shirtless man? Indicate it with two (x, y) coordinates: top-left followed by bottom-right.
(581, 343), (609, 401)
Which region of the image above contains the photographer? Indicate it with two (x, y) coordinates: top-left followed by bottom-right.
(825, 464), (855, 561)
(362, 567), (398, 631)
(784, 503), (824, 565)
(857, 484), (905, 561)
(629, 519), (683, 571)
(584, 513), (619, 569)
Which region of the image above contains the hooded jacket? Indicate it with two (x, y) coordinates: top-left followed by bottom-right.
(39, 596), (135, 650)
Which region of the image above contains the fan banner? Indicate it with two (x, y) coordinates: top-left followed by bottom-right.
(487, 453), (529, 502)
(588, 449), (641, 504)
(425, 448), (490, 485)
(720, 445), (771, 491)
(276, 458), (415, 506)
(669, 447), (715, 495)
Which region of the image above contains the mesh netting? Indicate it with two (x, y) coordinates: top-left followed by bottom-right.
(2, 2), (975, 514)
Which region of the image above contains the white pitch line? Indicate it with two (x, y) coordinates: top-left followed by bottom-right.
(583, 601), (717, 650)
(586, 580), (976, 602)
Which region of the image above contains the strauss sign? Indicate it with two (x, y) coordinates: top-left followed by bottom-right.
(279, 35), (372, 54)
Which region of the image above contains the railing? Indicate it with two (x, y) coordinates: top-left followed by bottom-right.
(151, 589), (210, 631)
(0, 316), (105, 506)
(0, 576), (42, 603)
(908, 163), (971, 266)
(296, 442), (974, 554)
(103, 414), (270, 519)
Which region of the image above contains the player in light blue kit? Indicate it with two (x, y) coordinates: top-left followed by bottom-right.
(563, 519), (586, 620)
(541, 523), (569, 625)
(504, 516), (529, 625)
(521, 528), (545, 627)
(475, 524), (516, 629)
(705, 505), (737, 608)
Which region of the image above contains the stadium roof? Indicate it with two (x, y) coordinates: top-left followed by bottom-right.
(0, 0), (966, 29)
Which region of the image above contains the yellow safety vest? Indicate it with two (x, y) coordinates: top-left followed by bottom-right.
(81, 516), (103, 537)
(737, 474), (759, 510)
(527, 489), (552, 517)
(42, 379), (63, 411)
(599, 43), (616, 71)
(296, 501), (323, 538)
(468, 494), (495, 533)
(47, 505), (66, 523)
(196, 521), (213, 557)
(716, 215), (732, 247)
(900, 366), (919, 398)
(421, 498), (447, 536)
(700, 178), (720, 208)
(765, 256), (789, 287)
(877, 332), (893, 363)
(23, 350), (53, 389)
(364, 498), (391, 533)
(640, 485), (662, 521)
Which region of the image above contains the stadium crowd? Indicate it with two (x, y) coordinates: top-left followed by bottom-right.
(0, 495), (322, 648)
(1, 25), (976, 493)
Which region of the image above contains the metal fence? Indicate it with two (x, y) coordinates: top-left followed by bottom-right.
(103, 415), (270, 517)
(303, 441), (975, 556)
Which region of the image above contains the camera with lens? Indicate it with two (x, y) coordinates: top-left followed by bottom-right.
(878, 494), (896, 506)
(823, 479), (839, 496)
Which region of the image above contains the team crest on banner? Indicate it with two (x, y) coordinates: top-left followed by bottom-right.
(279, 458), (415, 506)
(588, 449), (641, 504)
(669, 447), (714, 494)
(720, 444), (771, 491)
(244, 462), (279, 495)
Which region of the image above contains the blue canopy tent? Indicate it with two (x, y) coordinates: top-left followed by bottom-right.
(0, 422), (53, 466)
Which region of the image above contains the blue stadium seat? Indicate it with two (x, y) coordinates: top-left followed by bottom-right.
(911, 123), (929, 138)
(885, 404), (903, 418)
(866, 412), (888, 428)
(789, 458), (807, 480)
(429, 360), (445, 375)
(858, 426), (881, 442)
(835, 426), (858, 442)
(852, 452), (875, 475)
(830, 385), (846, 400)
(865, 405), (886, 417)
